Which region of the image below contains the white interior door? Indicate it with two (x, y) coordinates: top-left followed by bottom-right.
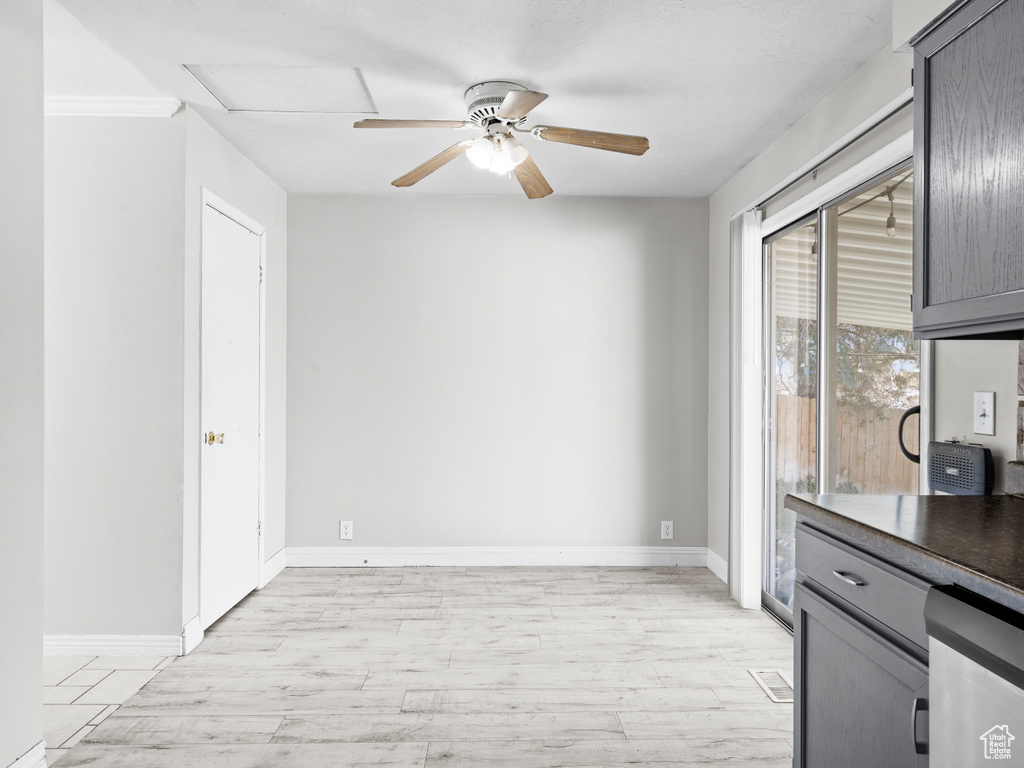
(201, 200), (262, 630)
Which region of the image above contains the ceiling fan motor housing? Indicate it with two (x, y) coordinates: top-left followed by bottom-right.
(465, 81), (528, 126)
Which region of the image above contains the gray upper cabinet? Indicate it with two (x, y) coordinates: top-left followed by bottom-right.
(913, 0), (1024, 339)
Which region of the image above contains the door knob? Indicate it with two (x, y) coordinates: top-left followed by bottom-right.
(207, 431), (224, 445)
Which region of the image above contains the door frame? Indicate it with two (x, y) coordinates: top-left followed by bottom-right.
(756, 156), (934, 626)
(761, 214), (819, 622)
(200, 188), (268, 598)
(730, 130), (931, 612)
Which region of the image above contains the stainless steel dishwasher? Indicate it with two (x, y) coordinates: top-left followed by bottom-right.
(924, 584), (1024, 766)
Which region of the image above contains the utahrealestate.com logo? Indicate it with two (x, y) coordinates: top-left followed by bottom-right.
(980, 725), (1015, 760)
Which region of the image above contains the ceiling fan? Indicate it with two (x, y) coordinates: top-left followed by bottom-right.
(354, 81), (650, 199)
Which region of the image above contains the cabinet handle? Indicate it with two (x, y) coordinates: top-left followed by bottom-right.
(911, 697), (928, 755)
(832, 570), (866, 587)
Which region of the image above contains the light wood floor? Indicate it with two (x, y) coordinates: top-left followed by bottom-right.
(57, 566), (794, 767)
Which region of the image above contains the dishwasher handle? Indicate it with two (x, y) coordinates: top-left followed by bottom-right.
(911, 697), (928, 755)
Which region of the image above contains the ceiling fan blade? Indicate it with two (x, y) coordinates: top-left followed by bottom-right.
(496, 89), (549, 121)
(534, 126), (649, 156)
(392, 141), (472, 187)
(513, 155), (553, 199)
(354, 119), (471, 129)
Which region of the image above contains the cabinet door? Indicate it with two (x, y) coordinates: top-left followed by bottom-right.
(913, 0), (1024, 338)
(794, 583), (929, 768)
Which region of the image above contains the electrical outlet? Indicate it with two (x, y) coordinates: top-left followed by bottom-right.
(661, 521), (673, 540)
(339, 521), (353, 540)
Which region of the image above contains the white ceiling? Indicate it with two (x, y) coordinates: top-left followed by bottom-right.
(47, 0), (892, 198)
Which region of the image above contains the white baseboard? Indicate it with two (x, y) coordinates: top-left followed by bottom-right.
(44, 634), (183, 657)
(706, 548), (729, 583)
(44, 96), (182, 118)
(259, 547), (287, 588)
(287, 545), (709, 568)
(9, 741), (46, 768)
(181, 616), (203, 656)
(38, 547), (727, 659)
(46, 618), (206, 657)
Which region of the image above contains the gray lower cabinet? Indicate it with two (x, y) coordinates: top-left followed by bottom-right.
(794, 523), (930, 766)
(795, 584), (929, 767)
(913, 0), (1024, 339)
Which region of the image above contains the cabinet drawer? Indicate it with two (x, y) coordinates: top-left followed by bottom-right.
(796, 525), (929, 649)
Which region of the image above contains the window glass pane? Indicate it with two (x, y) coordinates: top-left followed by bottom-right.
(828, 167), (919, 494)
(767, 221), (817, 611)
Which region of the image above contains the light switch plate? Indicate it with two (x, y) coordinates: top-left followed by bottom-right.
(974, 391), (995, 435)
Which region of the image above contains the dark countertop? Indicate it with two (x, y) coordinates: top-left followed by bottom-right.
(785, 493), (1024, 613)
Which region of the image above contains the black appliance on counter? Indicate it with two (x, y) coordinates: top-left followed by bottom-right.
(897, 405), (994, 495)
(927, 441), (994, 496)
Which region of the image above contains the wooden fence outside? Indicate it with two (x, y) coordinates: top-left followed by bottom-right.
(776, 394), (919, 495)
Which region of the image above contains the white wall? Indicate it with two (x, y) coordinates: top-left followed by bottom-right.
(44, 107), (287, 639)
(287, 195), (708, 549)
(183, 108), (287, 622)
(933, 341), (1020, 493)
(45, 116), (187, 635)
(0, 0), (44, 763)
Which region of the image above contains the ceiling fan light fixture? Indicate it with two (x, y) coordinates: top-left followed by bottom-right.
(466, 134), (529, 175)
(489, 153), (517, 175)
(365, 80), (648, 198)
(502, 134), (529, 166)
(466, 136), (495, 169)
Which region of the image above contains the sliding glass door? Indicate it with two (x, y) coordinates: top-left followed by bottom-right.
(762, 163), (921, 624)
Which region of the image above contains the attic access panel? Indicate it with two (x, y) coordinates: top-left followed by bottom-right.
(185, 64), (376, 113)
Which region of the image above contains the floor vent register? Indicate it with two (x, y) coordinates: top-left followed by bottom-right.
(748, 669), (794, 703)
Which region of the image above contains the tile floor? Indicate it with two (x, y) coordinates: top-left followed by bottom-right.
(46, 566), (794, 767)
(43, 654), (175, 765)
